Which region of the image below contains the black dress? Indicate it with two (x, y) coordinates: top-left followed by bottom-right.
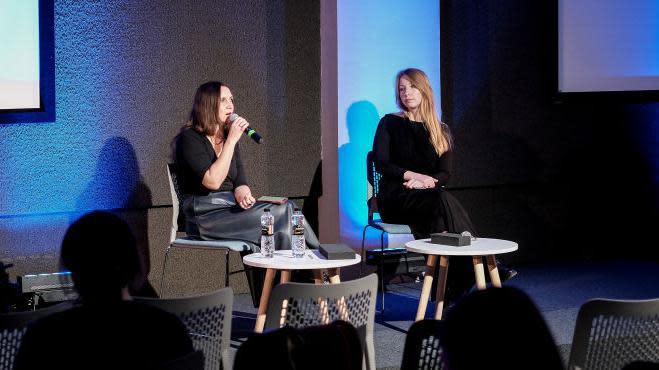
(175, 127), (320, 250)
(176, 128), (321, 307)
(373, 114), (476, 237)
(373, 114), (476, 301)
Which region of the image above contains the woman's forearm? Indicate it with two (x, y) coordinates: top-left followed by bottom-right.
(202, 141), (236, 190)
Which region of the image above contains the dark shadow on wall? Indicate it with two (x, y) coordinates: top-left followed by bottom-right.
(338, 101), (380, 237)
(75, 136), (155, 297)
(302, 161), (322, 237)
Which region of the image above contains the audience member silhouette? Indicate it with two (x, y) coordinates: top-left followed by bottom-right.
(14, 211), (196, 370)
(234, 320), (363, 370)
(442, 286), (565, 370)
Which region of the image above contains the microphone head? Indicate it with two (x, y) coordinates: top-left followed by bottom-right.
(228, 113), (239, 122)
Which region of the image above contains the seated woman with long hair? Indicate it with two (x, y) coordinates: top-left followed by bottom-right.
(175, 81), (319, 250)
(373, 68), (513, 301)
(175, 81), (320, 304)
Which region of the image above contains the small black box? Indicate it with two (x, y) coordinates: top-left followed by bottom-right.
(319, 243), (356, 260)
(430, 232), (471, 246)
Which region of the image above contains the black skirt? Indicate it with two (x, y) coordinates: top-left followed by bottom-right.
(378, 187), (477, 238)
(379, 187), (478, 303)
(182, 191), (320, 250)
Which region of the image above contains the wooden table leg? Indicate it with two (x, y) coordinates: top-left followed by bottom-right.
(433, 256), (450, 320)
(472, 256), (486, 290)
(486, 255), (502, 288)
(254, 268), (276, 333)
(327, 268), (341, 283)
(280, 270), (291, 283)
(415, 255), (437, 321)
(313, 269), (324, 284)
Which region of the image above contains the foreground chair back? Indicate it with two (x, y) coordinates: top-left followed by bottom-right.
(400, 319), (447, 370)
(569, 298), (659, 370)
(161, 163), (254, 294)
(264, 274), (378, 370)
(135, 287), (233, 370)
(0, 303), (71, 370)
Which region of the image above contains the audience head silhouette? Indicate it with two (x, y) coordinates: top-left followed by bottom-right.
(443, 286), (565, 370)
(61, 211), (140, 302)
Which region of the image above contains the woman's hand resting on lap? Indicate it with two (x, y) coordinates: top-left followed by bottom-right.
(234, 185), (255, 209)
(403, 171), (438, 189)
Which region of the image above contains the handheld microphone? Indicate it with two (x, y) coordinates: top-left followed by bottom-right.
(228, 113), (263, 144)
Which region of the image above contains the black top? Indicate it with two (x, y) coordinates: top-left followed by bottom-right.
(372, 114), (452, 199)
(14, 301), (194, 369)
(176, 127), (247, 196)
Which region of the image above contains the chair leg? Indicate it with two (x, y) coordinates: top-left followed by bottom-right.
(365, 333), (376, 370)
(379, 231), (386, 312)
(360, 225), (370, 277)
(159, 245), (172, 297)
(224, 249), (230, 288)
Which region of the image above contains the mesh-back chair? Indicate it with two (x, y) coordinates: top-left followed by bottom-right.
(400, 319), (447, 370)
(162, 163), (255, 294)
(0, 303), (72, 370)
(264, 274), (378, 370)
(568, 298), (659, 370)
(360, 151), (413, 310)
(135, 287), (233, 370)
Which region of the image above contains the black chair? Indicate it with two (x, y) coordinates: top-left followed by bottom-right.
(0, 303), (71, 370)
(135, 287), (233, 370)
(400, 319), (447, 370)
(161, 163), (256, 294)
(264, 274), (378, 370)
(360, 151), (415, 311)
(569, 298), (659, 370)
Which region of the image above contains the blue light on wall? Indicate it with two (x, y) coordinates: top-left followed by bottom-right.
(337, 0), (440, 246)
(0, 3), (148, 216)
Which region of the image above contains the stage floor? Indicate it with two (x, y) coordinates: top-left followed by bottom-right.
(228, 259), (659, 369)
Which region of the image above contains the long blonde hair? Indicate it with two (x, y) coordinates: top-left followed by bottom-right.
(396, 68), (452, 155)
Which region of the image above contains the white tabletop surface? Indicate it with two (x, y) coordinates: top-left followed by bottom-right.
(406, 238), (518, 256)
(242, 249), (361, 270)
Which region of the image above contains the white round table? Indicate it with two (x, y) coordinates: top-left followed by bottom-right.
(406, 238), (518, 321)
(243, 249), (361, 332)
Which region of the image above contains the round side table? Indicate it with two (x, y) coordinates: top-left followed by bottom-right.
(243, 249), (361, 332)
(406, 238), (517, 321)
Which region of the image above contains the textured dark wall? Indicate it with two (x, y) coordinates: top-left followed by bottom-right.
(441, 0), (659, 264)
(0, 0), (320, 296)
